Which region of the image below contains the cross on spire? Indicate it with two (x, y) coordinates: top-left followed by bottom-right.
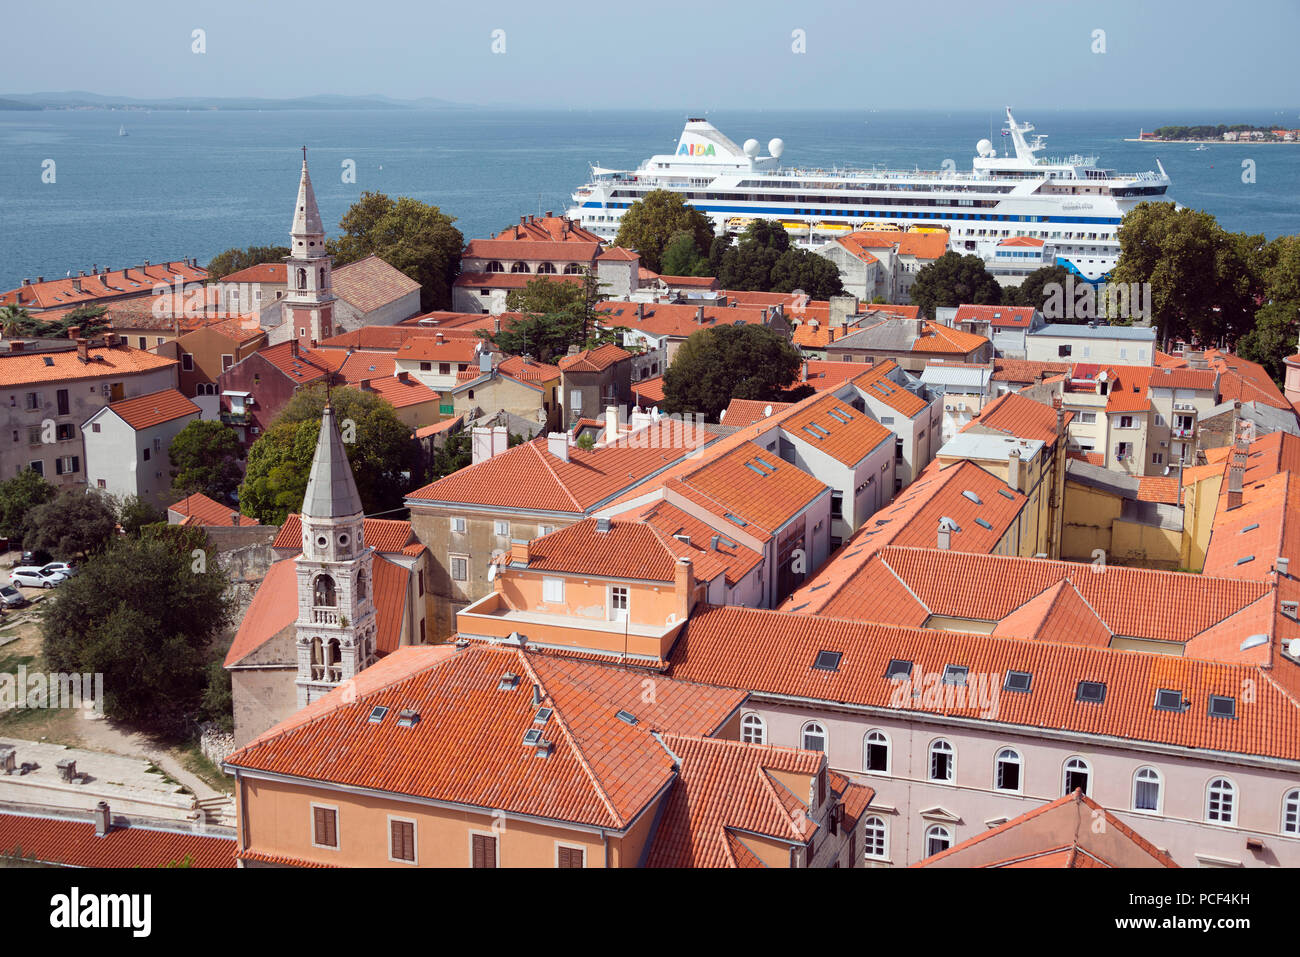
(302, 145), (308, 163)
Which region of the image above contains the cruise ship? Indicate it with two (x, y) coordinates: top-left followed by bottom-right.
(568, 109), (1172, 282)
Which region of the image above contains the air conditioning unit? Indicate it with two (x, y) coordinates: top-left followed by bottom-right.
(944, 404), (954, 412)
(1159, 441), (1167, 448)
(957, 402), (967, 412)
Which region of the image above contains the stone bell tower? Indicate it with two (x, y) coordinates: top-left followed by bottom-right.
(283, 147), (335, 349)
(294, 404), (377, 706)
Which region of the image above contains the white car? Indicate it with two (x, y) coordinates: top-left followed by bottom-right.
(9, 566), (67, 589)
(40, 562), (77, 579)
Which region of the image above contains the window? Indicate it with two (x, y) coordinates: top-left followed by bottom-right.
(994, 748), (1022, 791)
(1058, 344), (1072, 358)
(942, 664), (968, 686)
(97, 479), (106, 489)
(450, 555), (468, 582)
(1063, 757), (1091, 796)
(1206, 778), (1235, 825)
(1004, 670), (1032, 693)
(56, 389), (69, 416)
(181, 354), (193, 372)
(813, 650), (842, 672)
(311, 805), (338, 848)
(538, 525), (554, 537)
(741, 713), (766, 745)
(1283, 789), (1300, 835)
(450, 516), (466, 533)
(29, 461), (43, 476)
(801, 721), (827, 752)
(543, 577), (564, 604)
(56, 423), (74, 441)
(929, 740), (954, 782)
(439, 362), (451, 376)
(1119, 415), (1134, 429)
(925, 825), (952, 857)
(609, 585), (629, 621)
(222, 354), (234, 371)
(1207, 695), (1236, 718)
(416, 569), (424, 596)
(862, 816), (888, 860)
(830, 490), (843, 519)
(884, 658), (913, 680)
(1078, 411), (1096, 424)
(557, 845), (584, 868)
(471, 832), (497, 868)
(863, 730), (889, 773)
(1076, 680), (1106, 704)
(389, 818), (416, 863)
(142, 447), (150, 462)
(1134, 767), (1161, 813)
(24, 392), (40, 410)
(420, 361), (432, 372)
(55, 455), (78, 475)
(1152, 452), (1164, 465)
(494, 520), (509, 537)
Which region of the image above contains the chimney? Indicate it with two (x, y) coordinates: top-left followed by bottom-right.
(491, 425), (508, 457)
(937, 517), (956, 550)
(143, 259), (150, 268)
(674, 557), (695, 624)
(546, 432), (570, 462)
(1227, 441), (1246, 510)
(396, 370), (410, 383)
(122, 267), (131, 280)
(696, 306), (705, 324)
(72, 278), (82, 293)
(510, 539), (531, 565)
(801, 358), (809, 383)
(359, 378), (374, 393)
(471, 426), (494, 465)
(289, 339), (299, 357)
(596, 516), (611, 533)
(8, 341), (23, 353)
(1007, 448), (1021, 491)
(1053, 394), (1065, 443)
(94, 801), (111, 837)
(67, 326), (81, 340)
(231, 512), (241, 527)
(76, 338), (89, 362)
(1277, 557), (1291, 578)
(493, 316), (502, 334)
(545, 210), (553, 218)
(36, 276), (43, 284)
(637, 302), (645, 321)
(604, 405), (619, 444)
(91, 265), (98, 275)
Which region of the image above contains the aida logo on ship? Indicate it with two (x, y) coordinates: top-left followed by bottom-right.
(676, 142), (717, 156)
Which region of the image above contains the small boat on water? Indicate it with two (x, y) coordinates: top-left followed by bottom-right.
(119, 125), (128, 137)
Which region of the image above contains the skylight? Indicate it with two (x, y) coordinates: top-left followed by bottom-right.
(1236, 555), (1255, 566)
(801, 425), (825, 441)
(744, 461), (770, 477)
(1076, 681), (1106, 704)
(1004, 671), (1032, 693)
(1153, 689), (1185, 712)
(998, 488), (1016, 499)
(884, 659), (913, 680)
(523, 728), (543, 745)
(1240, 524), (1259, 533)
(962, 490), (982, 505)
(975, 518), (993, 530)
(724, 512), (749, 527)
(616, 709), (639, 725)
(1207, 695), (1236, 719)
(367, 705), (389, 724)
(828, 409), (852, 424)
(533, 707), (553, 725)
(942, 665), (968, 686)
(813, 650), (843, 672)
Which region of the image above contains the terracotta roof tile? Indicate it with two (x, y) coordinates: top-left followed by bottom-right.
(967, 390), (1068, 445)
(0, 811), (234, 868)
(224, 559), (299, 666)
(722, 398), (793, 429)
(954, 304), (1037, 328)
(0, 261), (208, 310)
(219, 263), (287, 284)
(331, 255), (421, 313)
(670, 441), (827, 538)
(168, 493), (255, 527)
(598, 301), (770, 339)
(0, 344), (177, 388)
(631, 375), (665, 404)
(779, 392), (894, 466)
(274, 514), (416, 554)
(558, 343), (632, 373)
(102, 388), (200, 430)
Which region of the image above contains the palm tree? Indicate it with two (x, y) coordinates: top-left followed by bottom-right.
(0, 305), (34, 338)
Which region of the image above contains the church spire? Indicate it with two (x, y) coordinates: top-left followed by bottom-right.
(302, 404), (362, 519)
(291, 146), (325, 246)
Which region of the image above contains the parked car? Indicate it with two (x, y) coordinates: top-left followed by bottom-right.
(9, 566), (67, 589)
(0, 585), (29, 608)
(20, 549), (51, 566)
(40, 562), (77, 579)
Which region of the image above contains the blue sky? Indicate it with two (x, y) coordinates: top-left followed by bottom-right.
(2, 0), (1297, 110)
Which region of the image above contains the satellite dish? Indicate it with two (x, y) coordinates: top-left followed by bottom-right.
(763, 405), (772, 417)
(1240, 633), (1269, 651)
(768, 137), (785, 159)
(743, 138), (760, 157)
(977, 138), (994, 157)
(1290, 638), (1300, 658)
(487, 564), (498, 582)
(719, 408), (727, 422)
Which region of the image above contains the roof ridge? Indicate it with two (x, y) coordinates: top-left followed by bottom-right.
(515, 650), (625, 828)
(527, 440), (584, 512)
(757, 766), (809, 843)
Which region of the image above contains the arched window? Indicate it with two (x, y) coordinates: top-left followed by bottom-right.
(325, 638), (341, 682)
(1063, 757), (1091, 796)
(1133, 767), (1162, 813)
(297, 267), (307, 290)
(1283, 789), (1300, 835)
(310, 637), (324, 680)
(1206, 778), (1236, 825)
(563, 262), (582, 275)
(994, 748), (1022, 792)
(801, 721), (827, 752)
(486, 261), (505, 273)
(863, 730), (889, 773)
(924, 824), (952, 857)
(862, 816), (888, 860)
(929, 739), (954, 782)
(319, 267), (327, 288)
(740, 713), (766, 745)
(355, 572), (367, 601)
(536, 262), (556, 274)
(510, 262), (530, 274)
(313, 574), (336, 607)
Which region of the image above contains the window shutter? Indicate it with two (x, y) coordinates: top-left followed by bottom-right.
(71, 456), (79, 473)
(314, 807), (337, 847)
(472, 833), (496, 868)
(391, 820), (414, 861)
(558, 846), (583, 868)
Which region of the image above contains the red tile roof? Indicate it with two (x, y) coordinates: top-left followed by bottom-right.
(224, 559), (299, 667)
(997, 236), (1046, 248)
(219, 263), (287, 285)
(850, 359), (931, 417)
(645, 735), (828, 868)
(722, 398), (793, 428)
(954, 304), (1037, 328)
(799, 359), (872, 392)
(992, 358), (1072, 384)
(228, 644), (745, 832)
(519, 518), (686, 582)
(496, 355), (561, 383)
(274, 513), (417, 554)
(966, 390), (1068, 445)
(667, 603), (1300, 761)
(248, 341), (331, 384)
(620, 499), (763, 587)
(490, 216), (604, 244)
(670, 441), (827, 539)
(1, 260), (209, 310)
(558, 343), (632, 373)
(103, 388), (200, 430)
(0, 811), (235, 868)
(454, 272), (585, 290)
(395, 337), (484, 363)
(779, 392), (894, 466)
(464, 239), (601, 262)
(0, 343), (177, 388)
(371, 555), (410, 654)
(168, 493), (256, 527)
(840, 230), (948, 260)
(631, 375), (665, 405)
(331, 255), (421, 312)
(598, 301), (771, 339)
(414, 415), (463, 439)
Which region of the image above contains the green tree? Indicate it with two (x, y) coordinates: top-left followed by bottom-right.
(200, 661), (234, 734)
(116, 495), (164, 536)
(328, 192), (463, 311)
(908, 251), (1003, 318)
(659, 231), (711, 277)
(239, 384), (419, 525)
(58, 305), (110, 338)
(770, 248), (845, 299)
(22, 489), (117, 559)
(718, 220), (790, 290)
(428, 430), (472, 482)
(205, 244), (291, 281)
(1237, 300), (1300, 383)
(1002, 265), (1071, 316)
(662, 324), (805, 421)
(490, 272), (615, 361)
(42, 535), (232, 731)
(613, 189), (714, 273)
(0, 469), (55, 541)
(0, 305), (36, 337)
(169, 419), (244, 501)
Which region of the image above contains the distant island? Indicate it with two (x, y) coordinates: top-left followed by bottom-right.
(0, 91), (470, 112)
(1128, 123), (1299, 144)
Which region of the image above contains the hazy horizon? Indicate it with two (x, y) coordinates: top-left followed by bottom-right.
(2, 0), (1296, 113)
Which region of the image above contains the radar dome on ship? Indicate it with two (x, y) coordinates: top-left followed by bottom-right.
(976, 138), (994, 157)
(768, 138), (784, 158)
(743, 138), (760, 157)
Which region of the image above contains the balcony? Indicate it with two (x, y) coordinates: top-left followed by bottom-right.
(220, 410), (251, 426)
(312, 608), (340, 625)
(1172, 427), (1195, 439)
